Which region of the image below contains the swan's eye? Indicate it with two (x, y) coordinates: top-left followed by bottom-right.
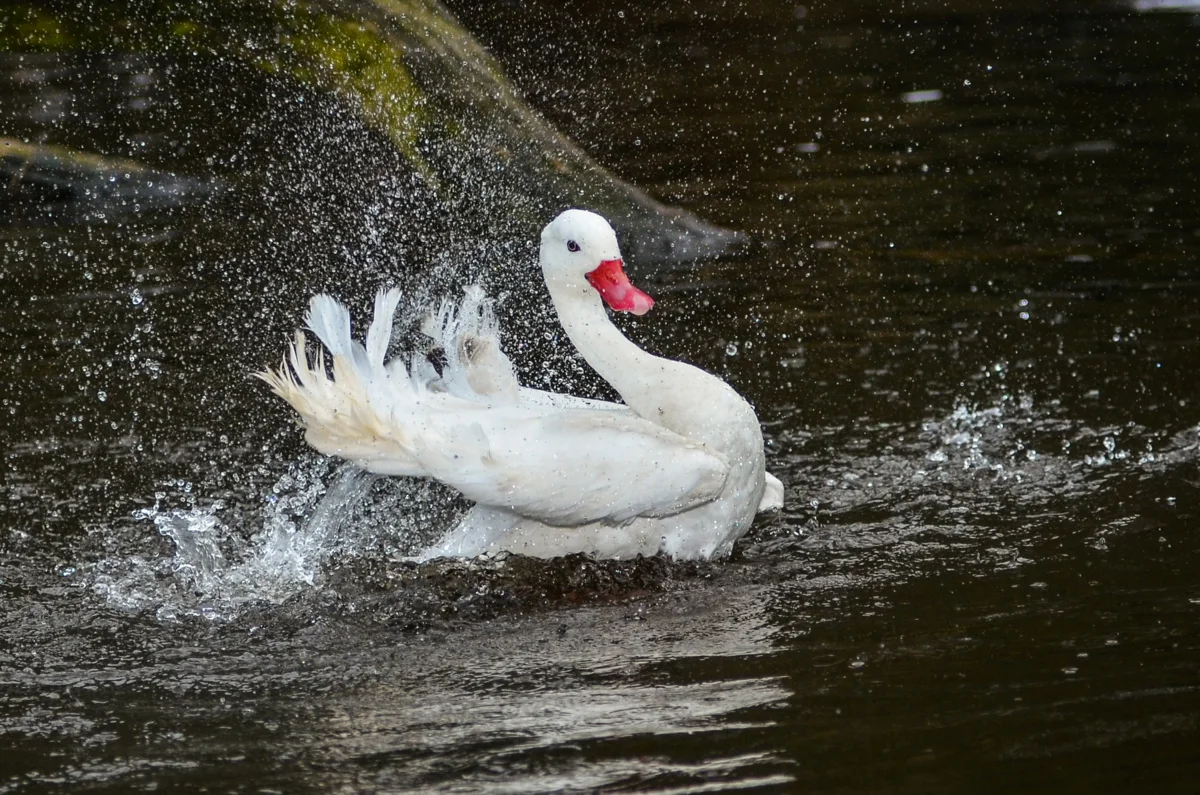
(567, 240), (580, 252)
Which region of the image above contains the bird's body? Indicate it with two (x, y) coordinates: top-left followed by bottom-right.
(260, 210), (782, 560)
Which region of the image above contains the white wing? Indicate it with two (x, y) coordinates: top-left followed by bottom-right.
(259, 289), (727, 526)
(409, 407), (729, 526)
(419, 286), (520, 403)
(420, 288), (633, 415)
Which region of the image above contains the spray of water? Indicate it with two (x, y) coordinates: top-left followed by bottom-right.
(87, 457), (461, 622)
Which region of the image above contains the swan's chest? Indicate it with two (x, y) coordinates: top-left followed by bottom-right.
(626, 366), (761, 457)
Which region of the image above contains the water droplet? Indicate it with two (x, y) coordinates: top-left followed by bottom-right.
(130, 288), (144, 306)
(725, 342), (738, 356)
(97, 391), (108, 402)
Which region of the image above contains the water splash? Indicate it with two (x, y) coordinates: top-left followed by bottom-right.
(754, 394), (1200, 584)
(139, 501), (230, 597)
(89, 459), (456, 622)
(253, 464), (380, 588)
(84, 389), (1200, 624)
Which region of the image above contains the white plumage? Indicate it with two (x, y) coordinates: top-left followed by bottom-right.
(260, 210), (783, 560)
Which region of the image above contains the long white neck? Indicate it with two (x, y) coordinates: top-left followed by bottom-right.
(544, 270), (754, 455)
(545, 275), (660, 409)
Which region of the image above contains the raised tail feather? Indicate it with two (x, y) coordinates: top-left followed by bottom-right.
(256, 288), (426, 476)
(257, 287), (515, 477)
(420, 286), (520, 402)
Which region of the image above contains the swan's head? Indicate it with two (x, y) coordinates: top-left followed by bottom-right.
(540, 209), (654, 315)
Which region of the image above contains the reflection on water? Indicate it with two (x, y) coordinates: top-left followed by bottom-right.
(4, 583), (793, 792)
(305, 595), (790, 792)
(3, 0), (1200, 792)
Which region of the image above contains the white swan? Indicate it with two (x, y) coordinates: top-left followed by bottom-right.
(259, 209), (783, 560)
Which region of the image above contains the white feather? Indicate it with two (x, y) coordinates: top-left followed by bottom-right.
(365, 287), (402, 372)
(305, 294), (352, 360)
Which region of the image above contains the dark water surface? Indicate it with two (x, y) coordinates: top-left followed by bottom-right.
(4, 0), (1200, 792)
